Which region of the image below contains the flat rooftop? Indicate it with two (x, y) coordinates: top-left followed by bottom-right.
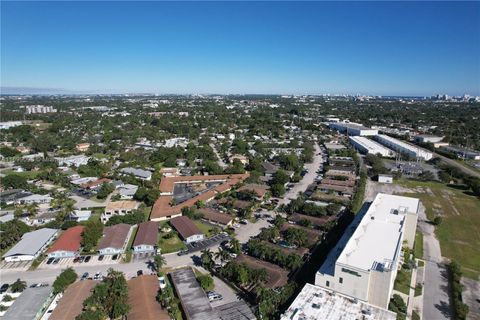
(170, 268), (218, 320)
(329, 122), (374, 131)
(281, 283), (396, 320)
(349, 136), (394, 154)
(376, 134), (432, 155)
(3, 287), (53, 320)
(319, 193), (419, 274)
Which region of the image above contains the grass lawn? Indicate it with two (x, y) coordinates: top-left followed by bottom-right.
(394, 268), (412, 295)
(2, 169), (42, 179)
(158, 232), (186, 254)
(397, 179), (480, 279)
(414, 283), (423, 297)
(193, 220), (219, 237)
(414, 231), (424, 259)
(143, 206), (152, 220)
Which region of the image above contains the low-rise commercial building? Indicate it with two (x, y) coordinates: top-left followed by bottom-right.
(3, 228), (58, 262)
(281, 283), (396, 320)
(3, 286), (54, 320)
(98, 223), (133, 255)
(414, 135), (444, 144)
(120, 167), (152, 181)
(329, 122), (378, 136)
(47, 226), (84, 258)
(315, 193), (420, 309)
(441, 145), (480, 160)
(349, 136), (395, 157)
(374, 134), (433, 161)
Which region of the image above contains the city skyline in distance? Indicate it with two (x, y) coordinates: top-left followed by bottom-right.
(1, 1), (479, 96)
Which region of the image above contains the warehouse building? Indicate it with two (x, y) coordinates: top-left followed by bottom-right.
(281, 283), (396, 320)
(315, 193), (420, 309)
(328, 122), (378, 136)
(375, 134), (433, 160)
(349, 136), (395, 158)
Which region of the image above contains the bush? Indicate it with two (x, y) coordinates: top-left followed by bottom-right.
(433, 216), (443, 225)
(448, 261), (469, 320)
(197, 274), (214, 291)
(53, 268), (78, 294)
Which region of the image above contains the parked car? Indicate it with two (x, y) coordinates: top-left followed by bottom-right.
(177, 250), (189, 256)
(0, 284), (9, 293)
(239, 219), (248, 225)
(93, 272), (102, 280)
(158, 276), (166, 289)
(84, 256), (91, 263)
(46, 257), (55, 265)
(81, 272), (89, 280)
(52, 258), (60, 264)
(207, 291), (223, 302)
(78, 256), (85, 263)
(73, 257), (81, 263)
(98, 255), (104, 261)
(112, 254), (119, 261)
(137, 270), (143, 277)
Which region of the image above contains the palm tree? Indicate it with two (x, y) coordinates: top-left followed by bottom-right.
(26, 203), (39, 217)
(200, 249), (214, 270)
(214, 248), (230, 264)
(154, 254), (166, 272)
(11, 279), (27, 293)
(230, 237), (241, 254)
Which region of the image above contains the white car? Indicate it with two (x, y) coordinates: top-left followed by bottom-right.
(158, 276), (167, 289)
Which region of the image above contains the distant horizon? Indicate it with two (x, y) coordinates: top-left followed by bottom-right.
(0, 86), (475, 98)
(2, 2), (479, 96)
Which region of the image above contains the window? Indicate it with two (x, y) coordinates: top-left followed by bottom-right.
(326, 281), (330, 287)
(339, 277), (343, 284)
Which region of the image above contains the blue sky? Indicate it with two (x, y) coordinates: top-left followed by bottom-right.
(1, 1), (479, 96)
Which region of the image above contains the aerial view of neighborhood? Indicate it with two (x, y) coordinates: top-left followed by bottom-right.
(0, 1), (479, 320)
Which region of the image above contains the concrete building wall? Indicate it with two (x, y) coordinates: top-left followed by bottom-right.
(368, 269), (396, 309)
(403, 212), (418, 249)
(315, 265), (371, 302)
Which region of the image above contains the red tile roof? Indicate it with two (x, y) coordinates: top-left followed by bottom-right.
(97, 224), (131, 250)
(48, 226), (84, 253)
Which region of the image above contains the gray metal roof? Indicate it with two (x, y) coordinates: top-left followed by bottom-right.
(3, 228), (58, 258)
(120, 167), (152, 179)
(3, 286), (53, 320)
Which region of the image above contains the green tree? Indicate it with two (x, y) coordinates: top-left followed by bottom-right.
(0, 146), (21, 158)
(81, 219), (104, 252)
(197, 274), (214, 291)
(153, 254), (166, 272)
(200, 249), (214, 270)
(11, 279), (27, 293)
(53, 267), (78, 294)
(2, 174), (28, 189)
(96, 183), (114, 199)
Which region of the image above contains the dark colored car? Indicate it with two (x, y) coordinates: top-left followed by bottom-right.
(0, 284), (9, 294)
(52, 258), (60, 264)
(73, 257), (81, 263)
(46, 257), (55, 265)
(98, 255), (104, 261)
(137, 270), (143, 276)
(84, 256), (91, 263)
(112, 254), (118, 261)
(81, 272), (89, 280)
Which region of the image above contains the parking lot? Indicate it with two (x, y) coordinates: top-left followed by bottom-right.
(0, 260), (31, 270)
(185, 233), (230, 253)
(38, 254), (121, 269)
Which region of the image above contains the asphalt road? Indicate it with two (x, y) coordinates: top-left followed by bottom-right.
(278, 143), (322, 206)
(435, 152), (480, 179)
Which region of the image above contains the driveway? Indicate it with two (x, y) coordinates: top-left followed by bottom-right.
(278, 143), (322, 206)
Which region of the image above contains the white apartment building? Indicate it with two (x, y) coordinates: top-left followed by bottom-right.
(328, 122), (378, 136)
(349, 136), (395, 157)
(24, 105), (57, 114)
(315, 193), (420, 309)
(375, 134), (434, 161)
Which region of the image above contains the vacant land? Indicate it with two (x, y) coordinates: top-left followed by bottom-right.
(397, 179), (480, 279)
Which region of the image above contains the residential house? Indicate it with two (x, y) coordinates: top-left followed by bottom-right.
(3, 287), (54, 320)
(68, 210), (92, 222)
(120, 167), (152, 181)
(127, 275), (170, 320)
(47, 226), (84, 258)
(198, 208), (234, 228)
(75, 143), (90, 152)
(101, 200), (141, 223)
(118, 184), (138, 200)
(133, 221), (159, 254)
(49, 280), (97, 320)
(97, 224), (133, 255)
(15, 194), (52, 205)
(170, 216), (204, 243)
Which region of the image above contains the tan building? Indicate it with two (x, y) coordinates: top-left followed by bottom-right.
(102, 200), (141, 223)
(75, 142), (90, 152)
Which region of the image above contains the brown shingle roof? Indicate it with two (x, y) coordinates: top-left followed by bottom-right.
(98, 224), (131, 250)
(133, 221), (159, 247)
(198, 208), (233, 226)
(128, 275), (169, 320)
(237, 183), (268, 198)
(320, 178), (356, 187)
(49, 280), (97, 320)
(170, 216), (202, 239)
(80, 178), (111, 189)
(288, 213), (336, 227)
(47, 226), (84, 253)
